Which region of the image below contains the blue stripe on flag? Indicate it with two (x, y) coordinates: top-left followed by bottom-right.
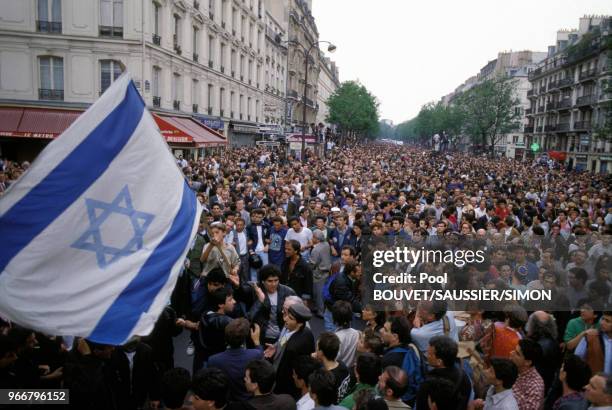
(0, 82), (145, 272)
(89, 181), (197, 344)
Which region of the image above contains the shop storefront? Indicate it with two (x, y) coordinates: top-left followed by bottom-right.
(153, 114), (227, 159)
(0, 106), (83, 161)
(230, 121), (260, 146)
(286, 134), (318, 160)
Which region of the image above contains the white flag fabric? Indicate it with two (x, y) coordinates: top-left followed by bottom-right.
(0, 74), (202, 345)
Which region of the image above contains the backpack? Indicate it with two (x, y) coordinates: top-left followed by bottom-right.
(322, 272), (338, 304)
(389, 344), (426, 405)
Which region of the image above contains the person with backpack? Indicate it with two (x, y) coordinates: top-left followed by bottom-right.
(323, 260), (362, 332)
(380, 316), (424, 406)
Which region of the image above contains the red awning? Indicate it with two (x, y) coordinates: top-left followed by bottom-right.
(153, 114), (226, 147)
(0, 107), (82, 139)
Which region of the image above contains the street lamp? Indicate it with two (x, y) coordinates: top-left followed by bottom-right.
(281, 37), (336, 161)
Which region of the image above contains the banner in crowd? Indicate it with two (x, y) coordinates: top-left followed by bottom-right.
(0, 73), (202, 345)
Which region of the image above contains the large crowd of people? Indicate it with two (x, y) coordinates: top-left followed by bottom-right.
(1, 143), (612, 410)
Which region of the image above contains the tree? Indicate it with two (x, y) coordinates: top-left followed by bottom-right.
(394, 102), (463, 144)
(326, 81), (379, 144)
(378, 121), (395, 139)
(455, 75), (521, 154)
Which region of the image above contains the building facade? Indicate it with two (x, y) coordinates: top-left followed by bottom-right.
(261, 6), (286, 137)
(316, 52), (339, 131)
(525, 15), (611, 173)
(0, 0), (275, 154)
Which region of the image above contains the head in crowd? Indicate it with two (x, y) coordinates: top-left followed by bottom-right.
(417, 300), (448, 324)
(584, 373), (612, 407)
(526, 311), (558, 341)
(245, 359), (276, 395)
(486, 358), (518, 391)
(206, 267), (227, 292)
(381, 316), (412, 348)
(378, 365), (409, 401)
(419, 377), (457, 410)
(316, 332), (340, 363)
(209, 287), (235, 314)
(225, 318), (251, 349)
(192, 368), (230, 410)
(332, 301), (353, 329)
(259, 264), (281, 294)
(308, 368), (338, 407)
(511, 338), (543, 372)
(504, 304), (528, 329)
(292, 355), (322, 395)
(161, 368), (191, 410)
(427, 335), (458, 369)
(284, 303), (312, 331)
(355, 352), (382, 386)
(358, 329), (385, 355)
(560, 354), (592, 393)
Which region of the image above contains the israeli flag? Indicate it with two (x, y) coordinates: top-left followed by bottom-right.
(0, 74), (202, 344)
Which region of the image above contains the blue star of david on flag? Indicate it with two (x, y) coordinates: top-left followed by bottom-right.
(72, 185), (155, 268)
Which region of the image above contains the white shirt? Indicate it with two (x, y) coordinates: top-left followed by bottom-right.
(286, 227), (313, 250)
(297, 393), (315, 410)
(255, 225), (265, 252)
(237, 231), (248, 256)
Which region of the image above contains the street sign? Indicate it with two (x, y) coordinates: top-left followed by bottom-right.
(530, 142), (540, 152)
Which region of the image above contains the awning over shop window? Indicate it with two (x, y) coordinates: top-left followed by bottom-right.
(153, 114), (227, 147)
(0, 107), (82, 139)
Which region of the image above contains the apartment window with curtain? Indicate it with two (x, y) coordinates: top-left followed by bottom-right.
(152, 66), (161, 107)
(231, 49), (236, 76)
(219, 88), (225, 117)
(173, 15), (182, 54)
(100, 0), (123, 37)
(230, 91), (235, 118)
(172, 73), (182, 110)
(38, 56), (64, 100)
(239, 94), (244, 119)
(37, 0), (62, 33)
(207, 84), (213, 113)
(192, 27), (198, 61)
(247, 97), (251, 121)
(192, 79), (199, 112)
(220, 43), (226, 73)
(152, 2), (161, 44)
(100, 60), (122, 94)
(208, 35), (214, 67)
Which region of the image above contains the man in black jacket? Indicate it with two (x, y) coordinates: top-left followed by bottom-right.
(248, 264), (296, 344)
(264, 303), (315, 399)
(109, 337), (161, 410)
(328, 260), (362, 313)
(281, 239), (313, 300)
(416, 335), (471, 410)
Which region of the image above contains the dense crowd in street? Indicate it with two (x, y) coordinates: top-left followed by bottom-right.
(1, 142), (612, 410)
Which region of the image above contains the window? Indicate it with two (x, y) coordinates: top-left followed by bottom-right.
(172, 73), (182, 104)
(230, 91), (235, 117)
(38, 56), (63, 100)
(192, 79), (199, 111)
(100, 60), (122, 93)
(152, 66), (161, 107)
(100, 0), (123, 37)
(207, 84), (213, 112)
(173, 14), (181, 48)
(152, 3), (161, 44)
(247, 96), (251, 120)
(37, 0), (61, 33)
(231, 49), (236, 75)
(239, 94), (244, 118)
(220, 43), (226, 72)
(208, 0), (214, 18)
(219, 87), (225, 116)
(208, 35), (214, 65)
(193, 27), (198, 60)
(255, 99), (259, 122)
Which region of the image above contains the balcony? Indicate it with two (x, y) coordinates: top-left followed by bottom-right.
(579, 69), (598, 82)
(220, 66), (224, 73)
(539, 87), (546, 94)
(193, 53), (198, 62)
(536, 126), (543, 133)
(527, 89), (535, 97)
(287, 89), (298, 98)
(99, 26), (123, 38)
(38, 88), (64, 101)
(558, 77), (573, 88)
(525, 108), (533, 115)
(208, 107), (213, 115)
(537, 106), (545, 113)
(547, 81), (557, 91)
(152, 34), (161, 45)
(575, 95), (595, 107)
(544, 125), (556, 132)
(545, 102), (556, 112)
(173, 100), (181, 110)
(220, 109), (224, 117)
(557, 99), (572, 110)
(192, 104), (198, 113)
(37, 20), (62, 33)
(194, 1), (200, 9)
(573, 121), (592, 131)
(153, 96), (161, 107)
(556, 123), (570, 132)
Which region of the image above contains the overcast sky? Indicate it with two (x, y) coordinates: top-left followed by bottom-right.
(312, 0), (612, 125)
